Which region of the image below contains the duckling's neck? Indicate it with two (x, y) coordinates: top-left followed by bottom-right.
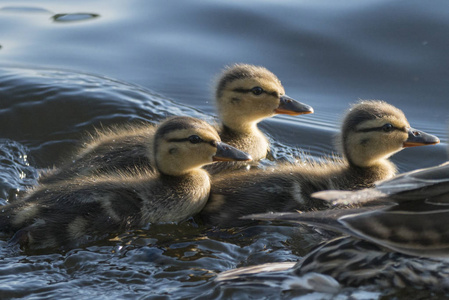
(219, 122), (269, 163)
(158, 167), (209, 178)
(347, 159), (398, 186)
(221, 121), (260, 136)
(141, 169), (211, 224)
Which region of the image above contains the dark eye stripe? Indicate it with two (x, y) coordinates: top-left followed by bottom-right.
(233, 88), (259, 93)
(232, 88), (277, 97)
(166, 138), (216, 146)
(357, 126), (404, 133)
(166, 138), (190, 142)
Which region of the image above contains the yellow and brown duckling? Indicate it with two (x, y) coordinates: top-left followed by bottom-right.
(200, 100), (439, 226)
(38, 64), (312, 184)
(0, 116), (251, 250)
(204, 63), (313, 174)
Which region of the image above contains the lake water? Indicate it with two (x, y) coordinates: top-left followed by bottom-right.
(0, 1), (448, 299)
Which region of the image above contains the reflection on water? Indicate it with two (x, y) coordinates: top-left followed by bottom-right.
(0, 0), (447, 298)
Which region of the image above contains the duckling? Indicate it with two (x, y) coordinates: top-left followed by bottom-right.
(0, 116), (251, 249)
(38, 64), (312, 184)
(204, 63), (313, 174)
(200, 100), (439, 226)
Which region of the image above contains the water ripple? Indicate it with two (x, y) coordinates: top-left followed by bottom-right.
(52, 13), (100, 23)
(0, 66), (209, 168)
(0, 139), (37, 204)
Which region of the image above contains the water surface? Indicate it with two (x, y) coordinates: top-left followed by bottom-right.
(0, 1), (447, 299)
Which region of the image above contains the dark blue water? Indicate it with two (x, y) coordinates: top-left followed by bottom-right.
(0, 1), (447, 299)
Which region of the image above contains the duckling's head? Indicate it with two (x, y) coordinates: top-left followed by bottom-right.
(215, 64), (313, 133)
(154, 116), (251, 176)
(341, 100), (439, 167)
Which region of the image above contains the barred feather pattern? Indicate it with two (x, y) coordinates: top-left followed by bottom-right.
(295, 237), (449, 291)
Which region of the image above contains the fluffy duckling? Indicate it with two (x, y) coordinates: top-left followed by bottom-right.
(200, 100), (439, 226)
(204, 63), (313, 174)
(0, 116), (251, 249)
(39, 64), (312, 184)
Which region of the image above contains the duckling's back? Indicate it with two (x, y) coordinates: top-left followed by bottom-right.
(201, 157), (396, 227)
(39, 123), (156, 184)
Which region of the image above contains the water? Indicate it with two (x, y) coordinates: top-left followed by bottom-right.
(0, 1), (448, 299)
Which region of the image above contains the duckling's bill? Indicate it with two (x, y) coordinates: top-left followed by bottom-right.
(213, 142), (252, 162)
(274, 95), (314, 116)
(403, 127), (440, 147)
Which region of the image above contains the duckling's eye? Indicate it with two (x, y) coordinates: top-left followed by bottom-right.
(382, 123), (393, 132)
(188, 135), (203, 144)
(251, 87), (264, 95)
